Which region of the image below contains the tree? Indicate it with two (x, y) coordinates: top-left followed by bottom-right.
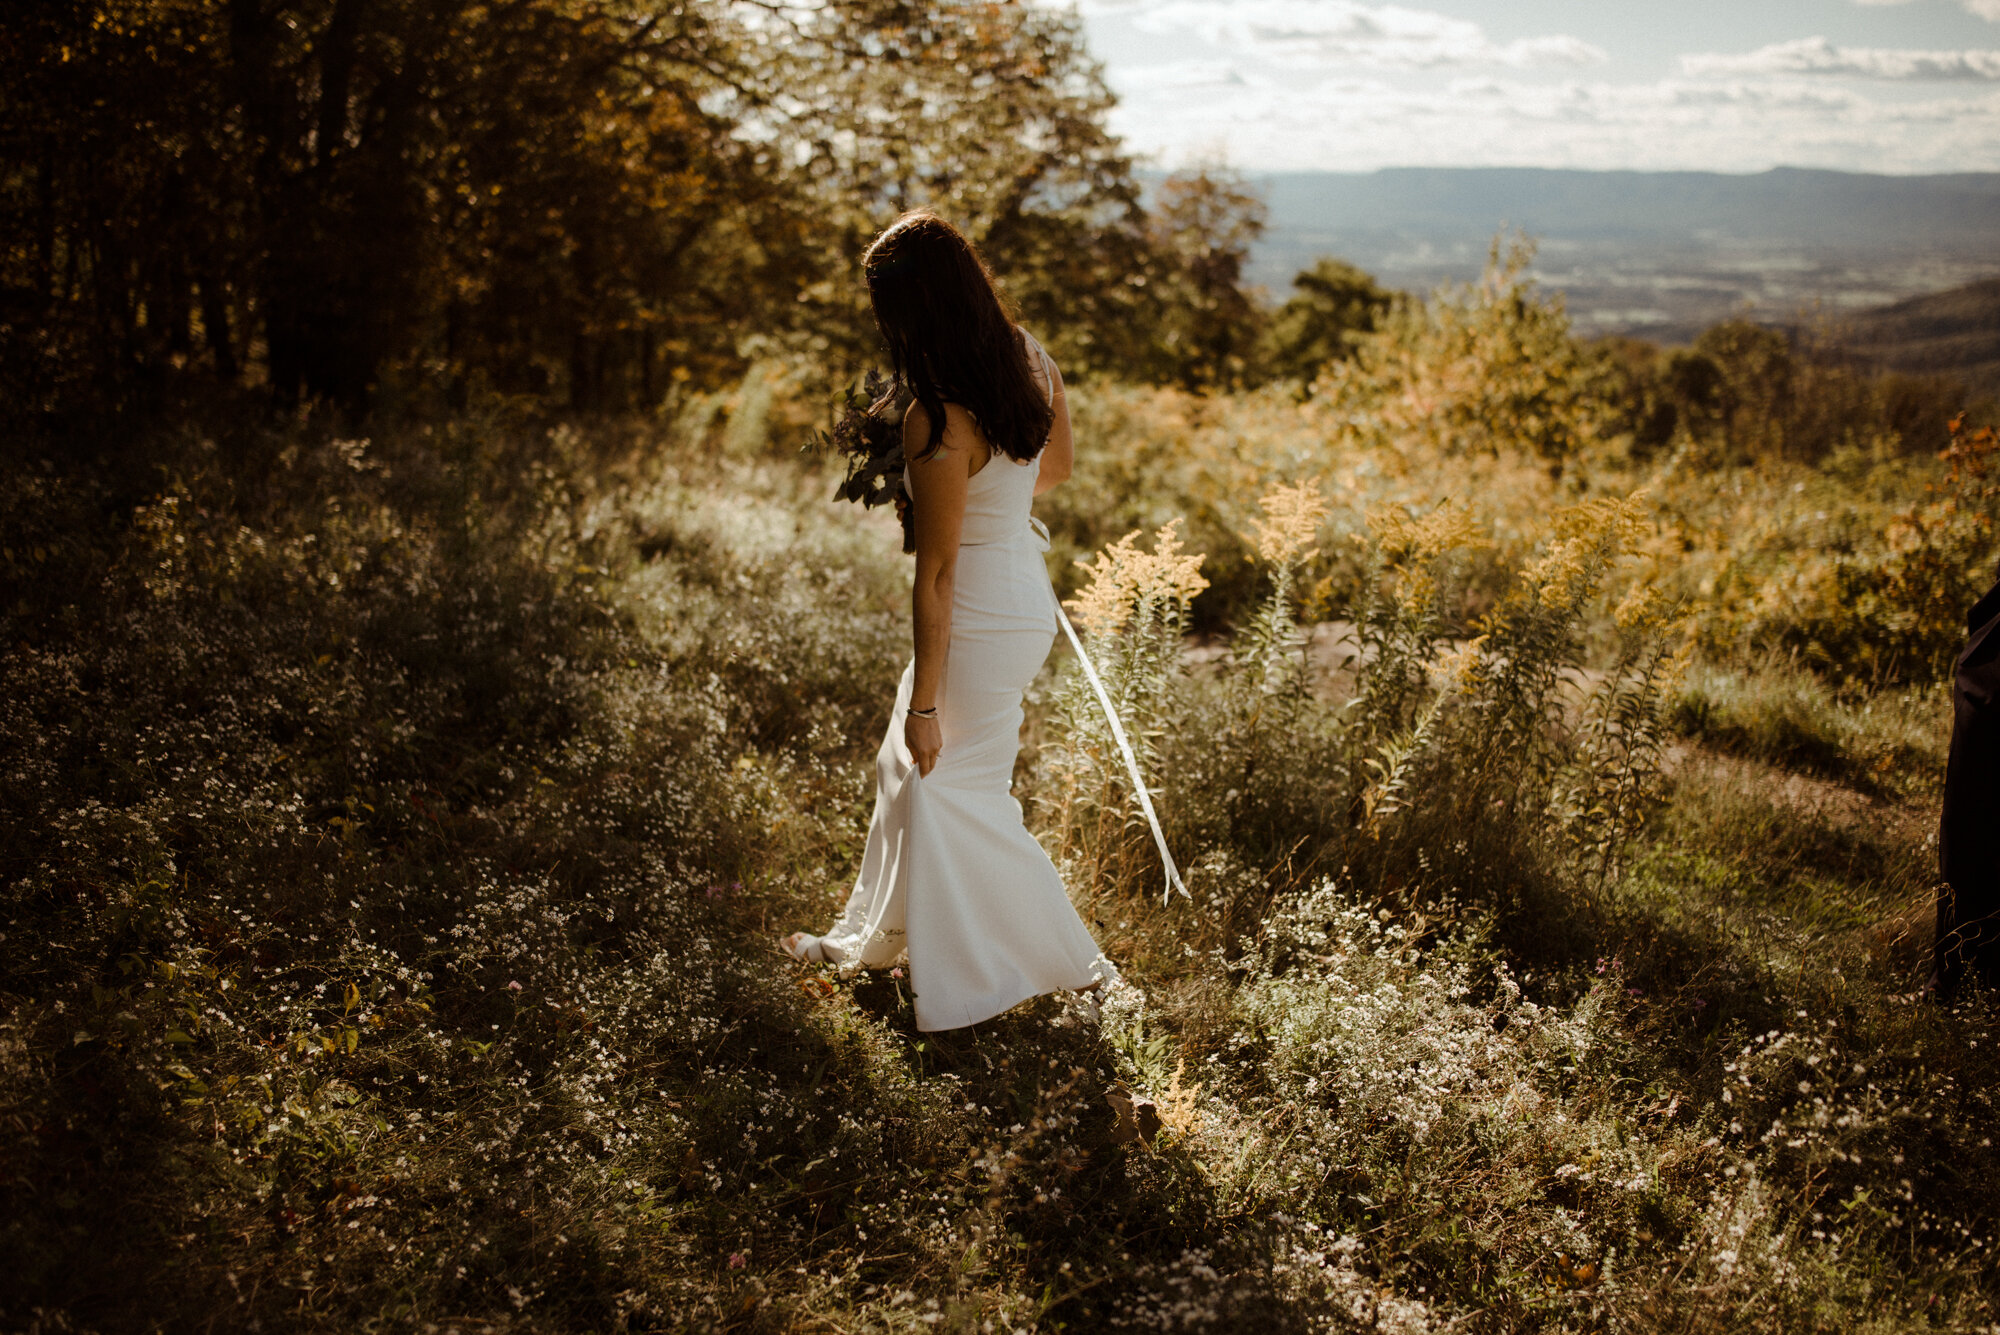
(0, 0), (244, 417)
(2, 0), (788, 419)
(1145, 166), (1268, 390)
(1689, 319), (1793, 459)
(1312, 234), (1603, 462)
(1, 0), (1251, 422)
(758, 0), (1163, 382)
(1264, 258), (1394, 387)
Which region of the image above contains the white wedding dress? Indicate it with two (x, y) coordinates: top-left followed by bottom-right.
(809, 331), (1112, 1031)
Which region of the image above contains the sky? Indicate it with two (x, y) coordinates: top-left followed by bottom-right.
(1059, 0), (2000, 172)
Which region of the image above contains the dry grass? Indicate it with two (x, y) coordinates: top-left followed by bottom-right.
(2, 361), (1997, 1333)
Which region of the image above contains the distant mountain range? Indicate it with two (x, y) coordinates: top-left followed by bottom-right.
(1841, 277), (2000, 398)
(1244, 167), (2000, 355)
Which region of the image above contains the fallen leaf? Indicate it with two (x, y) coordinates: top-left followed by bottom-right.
(1105, 1081), (1161, 1148)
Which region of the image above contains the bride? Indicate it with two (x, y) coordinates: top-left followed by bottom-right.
(783, 211), (1113, 1031)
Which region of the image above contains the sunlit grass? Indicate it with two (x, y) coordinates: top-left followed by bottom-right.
(2, 372), (1996, 1332)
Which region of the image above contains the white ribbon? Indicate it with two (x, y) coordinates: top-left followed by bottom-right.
(1033, 518), (1188, 904)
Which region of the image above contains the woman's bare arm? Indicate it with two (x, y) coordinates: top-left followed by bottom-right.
(1033, 356), (1072, 496)
(903, 400), (976, 776)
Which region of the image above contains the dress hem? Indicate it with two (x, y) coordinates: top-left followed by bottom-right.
(914, 971), (1104, 1032)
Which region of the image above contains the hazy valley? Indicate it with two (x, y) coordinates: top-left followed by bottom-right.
(1248, 167), (2000, 371)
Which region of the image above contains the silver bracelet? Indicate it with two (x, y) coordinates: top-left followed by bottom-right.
(907, 704), (938, 718)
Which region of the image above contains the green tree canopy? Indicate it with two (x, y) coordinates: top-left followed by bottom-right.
(1, 0), (1282, 427)
(1264, 257), (1395, 386)
(1144, 166), (1268, 391)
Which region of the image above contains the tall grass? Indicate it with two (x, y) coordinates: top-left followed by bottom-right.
(3, 289), (1996, 1329)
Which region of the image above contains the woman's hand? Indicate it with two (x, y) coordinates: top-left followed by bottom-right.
(905, 711), (942, 777)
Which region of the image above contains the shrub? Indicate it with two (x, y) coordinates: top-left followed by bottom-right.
(0, 418), (913, 1328)
(1038, 478), (1681, 928)
(1698, 415), (2000, 685)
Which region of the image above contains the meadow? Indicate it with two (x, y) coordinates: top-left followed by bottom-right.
(5, 248), (2000, 1333)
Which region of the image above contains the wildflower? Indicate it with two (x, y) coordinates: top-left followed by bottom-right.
(1066, 520), (1209, 637)
(1369, 497), (1487, 568)
(506, 980), (522, 992)
(890, 967), (904, 979)
(728, 1252), (745, 1269)
(1516, 490), (1651, 610)
(1434, 636), (1486, 690)
(1248, 479), (1326, 566)
(1611, 579), (1673, 631)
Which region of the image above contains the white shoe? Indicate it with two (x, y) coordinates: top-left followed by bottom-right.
(782, 931), (830, 963)
(1066, 983), (1104, 1026)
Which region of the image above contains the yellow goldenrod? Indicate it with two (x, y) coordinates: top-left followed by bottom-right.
(1249, 478), (1327, 567)
(1154, 1056), (1206, 1144)
(1368, 498), (1488, 569)
(1433, 635), (1488, 691)
(1518, 490), (1652, 611)
(1066, 519), (1210, 638)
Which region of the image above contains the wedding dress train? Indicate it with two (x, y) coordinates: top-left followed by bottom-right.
(804, 332), (1111, 1031)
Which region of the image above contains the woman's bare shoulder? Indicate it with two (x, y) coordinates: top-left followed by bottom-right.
(902, 398), (979, 453)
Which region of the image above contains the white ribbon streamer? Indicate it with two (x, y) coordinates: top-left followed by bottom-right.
(1019, 326), (1186, 904)
(1033, 520), (1187, 904)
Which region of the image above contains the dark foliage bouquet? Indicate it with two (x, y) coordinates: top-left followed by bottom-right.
(808, 370), (916, 553)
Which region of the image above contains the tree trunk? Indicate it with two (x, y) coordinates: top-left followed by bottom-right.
(200, 276), (240, 382)
(640, 327), (656, 408)
(316, 0), (365, 165)
(570, 331), (597, 413)
(35, 151), (55, 307)
(228, 0), (300, 405)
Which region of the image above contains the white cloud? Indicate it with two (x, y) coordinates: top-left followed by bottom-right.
(1115, 0), (1606, 70)
(1112, 58), (1256, 92)
(1073, 0), (2000, 172)
(1102, 66), (2000, 172)
(1683, 36), (2000, 80)
(1854, 0), (2000, 16)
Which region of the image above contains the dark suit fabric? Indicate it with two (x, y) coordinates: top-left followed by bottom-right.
(1936, 576), (2000, 999)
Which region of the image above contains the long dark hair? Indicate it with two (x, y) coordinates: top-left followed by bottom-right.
(863, 211), (1052, 463)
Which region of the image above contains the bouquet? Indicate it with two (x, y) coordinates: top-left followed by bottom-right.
(807, 370), (916, 553)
